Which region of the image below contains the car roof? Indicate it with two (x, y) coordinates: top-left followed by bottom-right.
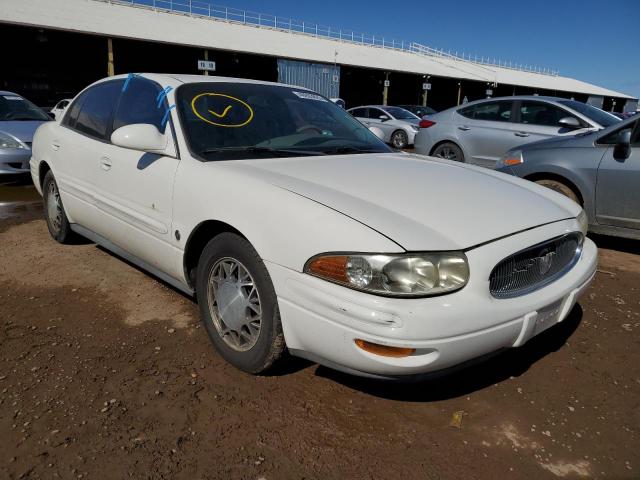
(0, 90), (20, 96)
(91, 73), (313, 92)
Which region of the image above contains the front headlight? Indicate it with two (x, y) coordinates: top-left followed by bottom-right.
(0, 131), (25, 150)
(305, 252), (469, 297)
(496, 149), (523, 168)
(577, 209), (588, 236)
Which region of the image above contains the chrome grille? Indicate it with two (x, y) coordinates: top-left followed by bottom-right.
(489, 233), (583, 299)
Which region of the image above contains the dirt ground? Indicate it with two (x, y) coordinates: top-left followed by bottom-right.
(1, 176), (639, 480)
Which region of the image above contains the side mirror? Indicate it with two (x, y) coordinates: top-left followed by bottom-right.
(558, 116), (581, 129)
(368, 126), (385, 140)
(111, 124), (167, 152)
(379, 115), (390, 121)
(613, 129), (632, 160)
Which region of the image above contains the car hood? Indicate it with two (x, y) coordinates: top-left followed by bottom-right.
(518, 131), (596, 151)
(0, 121), (48, 143)
(236, 153), (580, 251)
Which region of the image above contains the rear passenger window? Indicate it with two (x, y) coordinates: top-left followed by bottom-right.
(518, 101), (574, 127)
(62, 94), (86, 128)
(74, 81), (122, 140)
(458, 101), (512, 122)
(113, 77), (166, 133)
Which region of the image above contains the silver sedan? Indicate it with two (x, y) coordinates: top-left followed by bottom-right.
(415, 96), (621, 167)
(348, 105), (420, 148)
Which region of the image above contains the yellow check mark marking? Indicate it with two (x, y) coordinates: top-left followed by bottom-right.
(208, 105), (233, 118)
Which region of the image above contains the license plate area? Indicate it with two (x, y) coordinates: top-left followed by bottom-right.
(534, 299), (563, 335)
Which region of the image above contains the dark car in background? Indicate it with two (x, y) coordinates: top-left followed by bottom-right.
(0, 91), (51, 175)
(397, 104), (437, 118)
(495, 115), (640, 240)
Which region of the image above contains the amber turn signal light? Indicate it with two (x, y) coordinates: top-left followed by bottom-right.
(502, 157), (523, 166)
(355, 339), (415, 358)
(307, 255), (349, 283)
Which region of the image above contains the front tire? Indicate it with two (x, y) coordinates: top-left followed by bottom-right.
(390, 130), (409, 149)
(432, 142), (464, 162)
(196, 233), (285, 374)
(42, 170), (76, 243)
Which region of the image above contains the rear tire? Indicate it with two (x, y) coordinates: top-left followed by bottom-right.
(432, 142), (464, 162)
(390, 130), (409, 149)
(535, 179), (581, 205)
(42, 170), (77, 244)
(196, 233), (286, 374)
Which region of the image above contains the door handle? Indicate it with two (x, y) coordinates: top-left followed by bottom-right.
(458, 126), (471, 131)
(100, 157), (112, 171)
(51, 140), (61, 151)
(515, 132), (530, 137)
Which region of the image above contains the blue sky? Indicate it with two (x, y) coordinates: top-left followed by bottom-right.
(203, 0), (640, 98)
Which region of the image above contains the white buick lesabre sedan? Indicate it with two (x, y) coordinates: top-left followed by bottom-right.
(30, 74), (597, 379)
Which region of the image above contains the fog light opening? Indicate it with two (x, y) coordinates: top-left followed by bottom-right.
(354, 339), (415, 358)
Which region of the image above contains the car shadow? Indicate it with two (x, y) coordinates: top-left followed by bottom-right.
(589, 233), (640, 255)
(313, 304), (583, 402)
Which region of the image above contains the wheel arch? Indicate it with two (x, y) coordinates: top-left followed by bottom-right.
(38, 161), (52, 190)
(183, 219), (249, 290)
(429, 139), (465, 160)
(524, 172), (584, 206)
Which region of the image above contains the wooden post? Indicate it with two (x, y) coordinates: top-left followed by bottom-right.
(107, 38), (114, 76)
(382, 72), (389, 106)
(204, 49), (209, 76)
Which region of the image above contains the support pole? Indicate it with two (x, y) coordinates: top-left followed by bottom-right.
(204, 49), (209, 76)
(107, 38), (114, 77)
(382, 72), (389, 106)
(457, 81), (462, 106)
(422, 75), (430, 107)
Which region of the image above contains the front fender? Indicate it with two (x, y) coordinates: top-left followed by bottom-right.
(173, 160), (403, 276)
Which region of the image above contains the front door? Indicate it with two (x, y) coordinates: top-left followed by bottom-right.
(92, 76), (181, 278)
(596, 119), (640, 230)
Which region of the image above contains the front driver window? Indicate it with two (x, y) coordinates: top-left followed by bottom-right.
(598, 120), (638, 145)
(518, 101), (575, 127)
(113, 77), (167, 133)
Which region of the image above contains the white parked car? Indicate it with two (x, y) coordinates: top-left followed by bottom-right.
(50, 98), (72, 121)
(31, 74), (597, 379)
(348, 105), (420, 149)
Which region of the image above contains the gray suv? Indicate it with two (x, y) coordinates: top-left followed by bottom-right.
(414, 96), (621, 167)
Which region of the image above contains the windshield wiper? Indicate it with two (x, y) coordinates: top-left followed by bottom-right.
(322, 146), (383, 155)
(199, 146), (323, 158)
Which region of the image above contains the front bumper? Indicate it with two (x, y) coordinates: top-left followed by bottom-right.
(267, 218), (597, 378)
(0, 148), (31, 174)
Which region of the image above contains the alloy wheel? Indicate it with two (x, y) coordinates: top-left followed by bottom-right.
(206, 257), (262, 352)
(46, 180), (63, 235)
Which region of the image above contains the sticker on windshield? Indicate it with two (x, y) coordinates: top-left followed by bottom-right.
(191, 93), (254, 128)
(292, 91), (327, 102)
(2, 95), (23, 101)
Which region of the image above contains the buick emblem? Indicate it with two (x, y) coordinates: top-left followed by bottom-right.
(537, 249), (556, 275)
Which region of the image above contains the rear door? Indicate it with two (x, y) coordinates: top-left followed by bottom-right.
(53, 80), (123, 234)
(512, 100), (590, 145)
(595, 119), (640, 230)
(453, 100), (517, 167)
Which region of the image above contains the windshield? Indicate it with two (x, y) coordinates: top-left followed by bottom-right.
(382, 107), (419, 121)
(176, 83), (392, 160)
(0, 94), (50, 121)
(557, 100), (621, 128)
